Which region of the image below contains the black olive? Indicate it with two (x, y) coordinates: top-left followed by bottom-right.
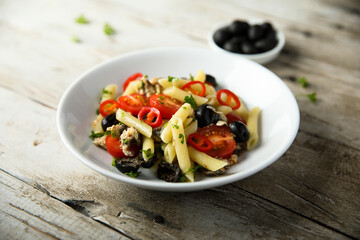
(140, 150), (156, 168)
(254, 30), (278, 52)
(101, 113), (119, 131)
(260, 22), (274, 35)
(114, 157), (142, 173)
(213, 27), (232, 47)
(195, 104), (220, 128)
(223, 37), (244, 53)
(157, 162), (181, 182)
(241, 41), (259, 54)
(229, 121), (250, 143)
(205, 74), (217, 87)
(248, 24), (265, 41)
(229, 20), (249, 35)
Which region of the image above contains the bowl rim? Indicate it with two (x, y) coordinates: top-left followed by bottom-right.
(208, 20), (286, 62)
(56, 47), (299, 192)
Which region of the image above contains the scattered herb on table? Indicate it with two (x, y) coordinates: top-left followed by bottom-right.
(306, 92), (317, 103)
(297, 77), (308, 88)
(104, 23), (115, 35)
(71, 35), (81, 43)
(75, 15), (89, 24)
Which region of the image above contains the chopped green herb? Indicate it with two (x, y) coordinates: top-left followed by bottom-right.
(104, 23), (115, 35)
(189, 74), (194, 81)
(96, 108), (99, 115)
(144, 75), (148, 78)
(125, 171), (140, 178)
(179, 133), (184, 144)
(141, 149), (154, 158)
(122, 139), (129, 144)
(75, 14), (89, 24)
(140, 80), (145, 90)
(297, 77), (308, 88)
(184, 95), (197, 110)
(71, 35), (81, 43)
(110, 130), (117, 138)
(163, 122), (168, 128)
(182, 106), (187, 110)
(112, 157), (117, 167)
(104, 130), (111, 136)
(158, 96), (165, 100)
(180, 175), (187, 182)
(89, 131), (104, 140)
(121, 112), (125, 117)
(187, 164), (204, 173)
(306, 92), (317, 103)
(102, 88), (111, 94)
(172, 124), (179, 129)
(168, 76), (175, 82)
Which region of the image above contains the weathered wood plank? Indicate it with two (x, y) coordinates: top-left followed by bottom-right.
(0, 169), (130, 240)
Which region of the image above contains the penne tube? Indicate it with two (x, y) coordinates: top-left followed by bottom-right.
(163, 87), (208, 106)
(101, 84), (117, 102)
(183, 117), (193, 127)
(188, 146), (228, 171)
(142, 136), (155, 161)
(216, 105), (233, 115)
(171, 117), (193, 182)
(160, 103), (192, 143)
(164, 143), (176, 164)
(92, 114), (104, 133)
(184, 120), (198, 137)
(194, 69), (206, 82)
(158, 78), (189, 89)
(246, 107), (260, 150)
(116, 109), (152, 138)
(122, 80), (141, 96)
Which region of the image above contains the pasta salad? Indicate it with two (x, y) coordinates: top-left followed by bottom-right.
(90, 70), (260, 182)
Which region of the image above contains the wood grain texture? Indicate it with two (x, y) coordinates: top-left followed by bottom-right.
(0, 0), (359, 239)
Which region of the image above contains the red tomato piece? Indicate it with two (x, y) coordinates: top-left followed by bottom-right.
(99, 99), (119, 117)
(123, 72), (143, 91)
(181, 81), (206, 97)
(105, 135), (139, 158)
(118, 93), (148, 116)
(226, 112), (246, 125)
(216, 89), (241, 110)
(197, 125), (236, 158)
(138, 107), (163, 128)
(188, 133), (213, 152)
(149, 94), (182, 119)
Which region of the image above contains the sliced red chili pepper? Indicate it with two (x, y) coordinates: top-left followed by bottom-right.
(138, 107), (162, 128)
(188, 133), (214, 152)
(123, 72), (143, 91)
(216, 89), (241, 110)
(181, 81), (206, 97)
(99, 99), (119, 117)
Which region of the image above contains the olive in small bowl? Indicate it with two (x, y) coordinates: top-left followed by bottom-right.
(208, 19), (285, 65)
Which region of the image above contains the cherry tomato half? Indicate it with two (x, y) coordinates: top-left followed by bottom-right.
(123, 72), (143, 91)
(118, 93), (148, 116)
(197, 125), (236, 158)
(149, 94), (182, 119)
(181, 81), (206, 97)
(99, 99), (119, 117)
(105, 135), (139, 158)
(188, 133), (213, 152)
(138, 107), (162, 128)
(216, 89), (241, 110)
(226, 112), (246, 125)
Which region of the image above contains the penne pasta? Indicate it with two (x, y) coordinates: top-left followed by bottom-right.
(246, 107), (260, 150)
(92, 114), (104, 133)
(122, 80), (141, 96)
(142, 136), (154, 161)
(101, 84), (117, 102)
(184, 120), (198, 137)
(164, 143), (176, 164)
(194, 69), (206, 82)
(158, 77), (189, 89)
(188, 146), (227, 171)
(163, 87), (208, 106)
(116, 109), (152, 138)
(216, 105), (233, 115)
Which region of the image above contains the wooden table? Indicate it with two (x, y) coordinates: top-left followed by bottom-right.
(1, 0), (359, 239)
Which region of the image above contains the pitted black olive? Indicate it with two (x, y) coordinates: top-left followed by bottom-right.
(248, 24), (265, 41)
(223, 37), (243, 53)
(241, 41), (259, 54)
(157, 161), (181, 182)
(229, 20), (249, 35)
(205, 74), (218, 87)
(101, 113), (119, 131)
(213, 27), (232, 47)
(229, 121), (250, 143)
(114, 157), (142, 173)
(195, 104), (220, 128)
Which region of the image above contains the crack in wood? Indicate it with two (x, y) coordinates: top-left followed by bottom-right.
(232, 185), (357, 240)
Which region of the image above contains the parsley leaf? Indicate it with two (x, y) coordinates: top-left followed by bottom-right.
(125, 171), (140, 178)
(89, 130), (104, 140)
(104, 23), (115, 35)
(179, 133), (184, 144)
(188, 164), (204, 172)
(140, 80), (145, 90)
(171, 124), (179, 129)
(122, 139), (129, 144)
(184, 95), (197, 110)
(297, 77), (308, 88)
(141, 149), (154, 158)
(189, 74), (194, 81)
(112, 157), (117, 167)
(75, 14), (89, 24)
(180, 175), (187, 182)
(306, 92), (317, 103)
(102, 88), (111, 94)
(96, 108), (99, 115)
(168, 76), (175, 82)
(71, 35), (81, 43)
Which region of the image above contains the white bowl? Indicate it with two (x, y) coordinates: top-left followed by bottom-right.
(57, 47), (299, 192)
(208, 21), (286, 65)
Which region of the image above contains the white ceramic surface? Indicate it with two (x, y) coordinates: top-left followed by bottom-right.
(208, 21), (286, 65)
(57, 47), (299, 192)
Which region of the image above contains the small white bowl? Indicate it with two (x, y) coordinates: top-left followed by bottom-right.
(57, 47), (299, 192)
(208, 21), (286, 65)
